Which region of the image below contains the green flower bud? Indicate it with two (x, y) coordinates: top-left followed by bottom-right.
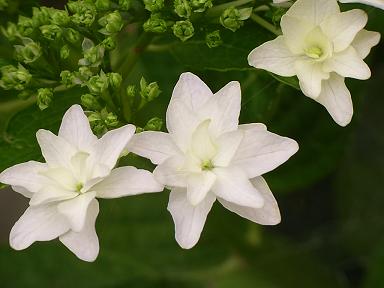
(220, 7), (252, 32)
(17, 16), (34, 36)
(190, 0), (212, 12)
(144, 117), (163, 131)
(32, 7), (51, 27)
(1, 22), (19, 42)
(88, 111), (105, 135)
(143, 14), (167, 33)
(81, 93), (102, 110)
(140, 77), (160, 103)
(60, 45), (70, 60)
(174, 0), (191, 18)
(98, 11), (124, 35)
(0, 64), (32, 90)
(40, 24), (62, 40)
(125, 85), (136, 106)
(172, 20), (194, 42)
(69, 2), (97, 27)
(107, 73), (122, 90)
(104, 111), (119, 128)
(102, 36), (116, 50)
(37, 88), (53, 110)
(79, 38), (105, 67)
(95, 0), (111, 10)
(64, 28), (81, 44)
(143, 0), (164, 12)
(87, 72), (109, 94)
(14, 38), (42, 64)
(60, 70), (75, 87)
(205, 30), (222, 48)
(119, 0), (131, 10)
(0, 0), (8, 11)
(78, 66), (93, 81)
(51, 9), (70, 26)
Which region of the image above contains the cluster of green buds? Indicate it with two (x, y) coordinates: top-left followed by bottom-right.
(79, 38), (105, 67)
(205, 30), (222, 48)
(88, 108), (119, 135)
(36, 88), (54, 110)
(98, 10), (124, 35)
(143, 14), (167, 33)
(14, 38), (42, 64)
(173, 0), (212, 18)
(172, 20), (194, 41)
(0, 64), (32, 91)
(67, 1), (97, 27)
(143, 0), (164, 12)
(220, 7), (253, 32)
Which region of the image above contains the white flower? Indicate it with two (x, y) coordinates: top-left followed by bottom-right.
(128, 72), (298, 249)
(339, 0), (384, 9)
(249, 0), (381, 126)
(0, 105), (163, 262)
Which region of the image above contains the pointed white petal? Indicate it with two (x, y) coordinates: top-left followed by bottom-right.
(248, 36), (297, 77)
(320, 9), (367, 52)
(280, 15), (314, 54)
(212, 167), (264, 209)
(91, 124), (135, 171)
(187, 172), (216, 206)
(29, 185), (78, 206)
(60, 199), (99, 262)
(57, 191), (96, 232)
(339, 0), (384, 10)
(286, 0), (340, 25)
(232, 128), (299, 178)
(315, 73), (353, 126)
(127, 131), (179, 165)
(213, 130), (244, 167)
(12, 186), (33, 198)
(39, 167), (77, 190)
(168, 188), (216, 249)
(36, 130), (77, 168)
(94, 166), (163, 198)
(324, 46), (371, 80)
(171, 72), (213, 112)
(218, 176), (281, 225)
(199, 81), (241, 135)
(352, 29), (381, 59)
(191, 120), (217, 161)
(58, 105), (97, 151)
(239, 123), (267, 131)
(0, 161), (47, 194)
(295, 59), (330, 99)
(153, 155), (188, 187)
(10, 204), (70, 250)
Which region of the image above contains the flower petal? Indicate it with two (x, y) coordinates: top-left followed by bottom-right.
(127, 131), (179, 165)
(187, 172), (216, 206)
(57, 192), (96, 232)
(218, 176), (281, 225)
(248, 36), (297, 77)
(232, 127), (299, 178)
(171, 72), (213, 112)
(10, 204), (69, 250)
(320, 9), (367, 52)
(295, 59), (330, 98)
(286, 0), (340, 25)
(153, 155), (188, 187)
(352, 29), (381, 59)
(212, 167), (264, 209)
(281, 15), (315, 54)
(168, 188), (216, 249)
(0, 161), (47, 195)
(60, 199), (99, 262)
(315, 73), (353, 126)
(213, 130), (244, 167)
(239, 123), (267, 131)
(36, 130), (77, 168)
(94, 166), (163, 198)
(58, 105), (97, 151)
(339, 0), (384, 10)
(324, 46), (371, 80)
(29, 185), (78, 206)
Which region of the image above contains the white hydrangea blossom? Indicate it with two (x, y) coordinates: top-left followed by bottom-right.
(128, 72), (298, 249)
(0, 105), (163, 262)
(250, 0), (381, 126)
(274, 0), (384, 9)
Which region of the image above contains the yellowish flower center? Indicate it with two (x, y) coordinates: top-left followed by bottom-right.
(201, 159), (214, 171)
(305, 46), (323, 59)
(76, 182), (84, 193)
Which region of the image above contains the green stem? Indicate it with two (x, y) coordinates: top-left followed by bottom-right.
(207, 0), (255, 16)
(251, 14), (282, 36)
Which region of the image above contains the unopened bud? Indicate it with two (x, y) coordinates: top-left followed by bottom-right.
(32, 7), (50, 27)
(220, 7), (252, 32)
(102, 36), (117, 50)
(60, 45), (70, 60)
(51, 9), (70, 26)
(64, 28), (81, 44)
(37, 88), (53, 110)
(87, 72), (109, 94)
(60, 70), (75, 87)
(0, 64), (32, 90)
(95, 0), (111, 10)
(205, 30), (222, 48)
(190, 0), (212, 12)
(17, 16), (34, 36)
(69, 2), (97, 27)
(174, 0), (191, 18)
(143, 14), (167, 33)
(140, 77), (160, 102)
(98, 11), (124, 35)
(1, 22), (19, 42)
(144, 117), (163, 131)
(40, 24), (62, 40)
(119, 0), (131, 10)
(108, 73), (122, 90)
(81, 94), (102, 110)
(15, 38), (42, 63)
(143, 0), (164, 12)
(172, 20), (194, 42)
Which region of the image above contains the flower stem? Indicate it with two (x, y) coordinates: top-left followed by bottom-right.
(251, 14), (282, 36)
(207, 0), (255, 17)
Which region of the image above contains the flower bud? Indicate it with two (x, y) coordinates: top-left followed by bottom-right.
(37, 88), (53, 110)
(143, 14), (167, 33)
(140, 77), (161, 103)
(40, 24), (62, 40)
(119, 0), (131, 10)
(143, 0), (164, 12)
(51, 9), (70, 26)
(0, 64), (32, 90)
(174, 0), (191, 18)
(15, 38), (42, 63)
(107, 73), (122, 90)
(64, 28), (81, 44)
(95, 0), (111, 10)
(125, 85), (136, 106)
(17, 16), (34, 36)
(0, 0), (8, 11)
(81, 93), (102, 110)
(144, 117), (163, 131)
(102, 36), (116, 50)
(172, 20), (194, 42)
(79, 38), (105, 67)
(98, 11), (124, 35)
(190, 0), (212, 12)
(104, 111), (119, 128)
(60, 70), (75, 87)
(87, 72), (109, 94)
(77, 67), (93, 81)
(205, 30), (222, 48)
(1, 22), (19, 42)
(60, 45), (70, 60)
(220, 7), (252, 32)
(69, 2), (97, 27)
(32, 7), (51, 27)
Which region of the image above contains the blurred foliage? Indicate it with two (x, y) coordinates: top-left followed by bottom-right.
(0, 1), (383, 288)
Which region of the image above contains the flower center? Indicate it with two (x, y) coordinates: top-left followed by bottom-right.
(76, 182), (84, 193)
(201, 159), (214, 171)
(305, 46), (323, 59)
